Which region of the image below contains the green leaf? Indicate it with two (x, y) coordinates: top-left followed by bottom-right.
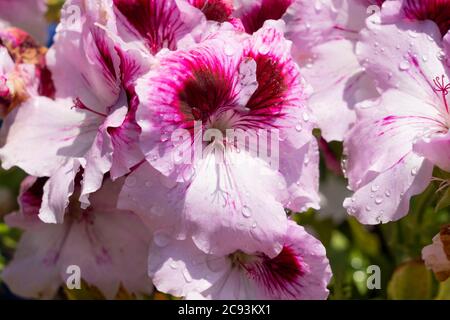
(387, 261), (434, 300)
(435, 278), (450, 300)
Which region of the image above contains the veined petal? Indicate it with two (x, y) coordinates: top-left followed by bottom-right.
(0, 97), (100, 177)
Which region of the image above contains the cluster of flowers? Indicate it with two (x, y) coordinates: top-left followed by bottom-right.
(0, 0), (449, 299)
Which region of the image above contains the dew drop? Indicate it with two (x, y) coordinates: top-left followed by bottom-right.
(224, 45), (235, 56)
(153, 230), (171, 247)
(303, 112), (310, 122)
(385, 190), (391, 197)
(399, 60), (410, 71)
(304, 156), (310, 165)
(375, 197), (383, 205)
(411, 167), (418, 176)
(170, 261), (178, 269)
(371, 184), (380, 192)
(295, 124), (303, 132)
(258, 45), (270, 55)
(242, 205), (252, 218)
(365, 206), (371, 212)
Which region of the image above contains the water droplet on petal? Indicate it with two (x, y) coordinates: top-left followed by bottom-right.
(258, 45), (270, 55)
(399, 60), (410, 71)
(224, 45), (235, 56)
(371, 185), (380, 192)
(170, 261), (178, 269)
(242, 205), (252, 218)
(303, 112), (310, 122)
(411, 167), (418, 176)
(375, 197), (383, 205)
(365, 206), (372, 212)
(153, 230), (171, 247)
(385, 190), (391, 197)
(295, 124), (303, 132)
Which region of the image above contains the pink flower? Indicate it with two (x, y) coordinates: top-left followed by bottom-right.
(148, 221), (331, 299)
(0, 1), (149, 222)
(119, 21), (319, 257)
(343, 5), (450, 224)
(0, 0), (48, 44)
(2, 176), (153, 299)
(112, 0), (204, 55)
(284, 0), (379, 141)
(422, 225), (450, 281)
(231, 0), (378, 141)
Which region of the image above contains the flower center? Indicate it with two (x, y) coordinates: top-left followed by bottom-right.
(229, 246), (304, 298)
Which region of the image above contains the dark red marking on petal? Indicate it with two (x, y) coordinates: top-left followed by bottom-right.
(243, 54), (293, 124)
(113, 0), (185, 54)
(92, 28), (117, 84)
(402, 0), (450, 36)
(19, 177), (47, 217)
(189, 0), (234, 22)
(239, 0), (293, 34)
(178, 67), (234, 122)
(38, 65), (56, 98)
(243, 246), (304, 298)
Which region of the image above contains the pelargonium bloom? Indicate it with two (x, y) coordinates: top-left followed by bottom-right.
(2, 176), (153, 299)
(422, 225), (450, 281)
(231, 0), (378, 141)
(0, 0), (149, 222)
(119, 21), (319, 257)
(148, 221), (331, 299)
(284, 0), (379, 141)
(112, 0), (204, 55)
(343, 6), (450, 224)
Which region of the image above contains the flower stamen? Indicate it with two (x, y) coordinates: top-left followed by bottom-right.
(433, 75), (450, 113)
